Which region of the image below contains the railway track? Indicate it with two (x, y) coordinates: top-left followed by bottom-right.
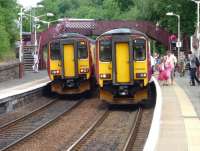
(0, 98), (56, 129)
(123, 108), (142, 151)
(0, 98), (82, 151)
(67, 107), (143, 151)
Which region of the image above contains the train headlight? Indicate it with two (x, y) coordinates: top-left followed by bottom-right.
(80, 68), (89, 73)
(100, 74), (111, 79)
(136, 73), (147, 78)
(51, 70), (60, 75)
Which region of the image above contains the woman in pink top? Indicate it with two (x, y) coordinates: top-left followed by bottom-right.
(165, 51), (177, 85)
(158, 57), (172, 85)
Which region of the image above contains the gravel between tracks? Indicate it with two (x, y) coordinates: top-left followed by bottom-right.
(78, 109), (138, 151)
(0, 97), (51, 126)
(9, 97), (106, 151)
(0, 100), (77, 150)
(132, 108), (154, 151)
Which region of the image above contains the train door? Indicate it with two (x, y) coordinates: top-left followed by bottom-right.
(115, 42), (131, 83)
(63, 44), (75, 77)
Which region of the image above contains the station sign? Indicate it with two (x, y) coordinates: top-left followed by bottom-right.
(176, 42), (182, 48)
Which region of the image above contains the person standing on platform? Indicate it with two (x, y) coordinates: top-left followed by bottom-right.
(154, 52), (160, 72)
(179, 52), (186, 77)
(165, 51), (177, 85)
(197, 55), (200, 79)
(151, 55), (155, 74)
(189, 53), (200, 86)
(32, 51), (39, 73)
(158, 56), (172, 86)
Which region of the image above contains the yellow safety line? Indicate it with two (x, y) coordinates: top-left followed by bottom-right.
(174, 83), (200, 151)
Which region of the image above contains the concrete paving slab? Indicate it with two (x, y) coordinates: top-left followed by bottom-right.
(156, 73), (200, 151)
(156, 85), (188, 151)
(0, 70), (48, 89)
(0, 70), (50, 100)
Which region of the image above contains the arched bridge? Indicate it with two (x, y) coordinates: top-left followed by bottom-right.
(38, 20), (171, 68)
(39, 20), (170, 50)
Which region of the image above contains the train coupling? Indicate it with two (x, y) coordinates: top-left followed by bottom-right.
(118, 86), (129, 96)
(63, 79), (77, 88)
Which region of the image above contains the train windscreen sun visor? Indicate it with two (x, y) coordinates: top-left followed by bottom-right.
(133, 39), (146, 61)
(78, 41), (88, 59)
(100, 40), (112, 62)
(50, 41), (61, 60)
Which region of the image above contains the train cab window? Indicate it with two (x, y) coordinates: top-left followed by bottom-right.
(133, 39), (146, 61)
(78, 41), (88, 59)
(100, 40), (112, 62)
(50, 41), (60, 60)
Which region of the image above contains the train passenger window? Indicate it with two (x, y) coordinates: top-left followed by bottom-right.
(100, 40), (112, 62)
(133, 39), (146, 61)
(50, 41), (60, 60)
(78, 41), (88, 59)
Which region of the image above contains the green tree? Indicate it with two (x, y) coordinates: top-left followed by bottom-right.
(30, 0), (197, 39)
(0, 0), (17, 60)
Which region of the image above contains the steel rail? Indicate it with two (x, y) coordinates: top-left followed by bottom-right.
(0, 98), (57, 129)
(122, 108), (143, 151)
(66, 110), (109, 151)
(0, 99), (83, 151)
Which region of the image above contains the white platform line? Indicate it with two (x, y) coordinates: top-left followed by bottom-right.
(143, 77), (163, 151)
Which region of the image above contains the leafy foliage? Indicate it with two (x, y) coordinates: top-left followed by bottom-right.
(0, 0), (17, 60)
(37, 0), (196, 35)
(0, 0), (197, 60)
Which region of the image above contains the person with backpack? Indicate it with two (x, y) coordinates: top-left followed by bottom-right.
(189, 53), (200, 86)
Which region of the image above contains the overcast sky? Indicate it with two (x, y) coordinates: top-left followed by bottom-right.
(17, 0), (43, 8)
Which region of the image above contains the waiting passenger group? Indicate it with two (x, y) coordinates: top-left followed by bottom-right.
(152, 51), (200, 86)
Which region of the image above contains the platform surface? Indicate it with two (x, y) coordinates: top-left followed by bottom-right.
(156, 72), (200, 151)
(0, 70), (50, 100)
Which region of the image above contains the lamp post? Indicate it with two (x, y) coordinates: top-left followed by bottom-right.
(40, 18), (65, 28)
(30, 5), (44, 32)
(31, 12), (54, 52)
(18, 9), (54, 74)
(166, 12), (181, 62)
(18, 7), (24, 78)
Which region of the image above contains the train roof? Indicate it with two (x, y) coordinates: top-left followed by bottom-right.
(56, 33), (88, 39)
(52, 33), (95, 43)
(99, 28), (148, 38)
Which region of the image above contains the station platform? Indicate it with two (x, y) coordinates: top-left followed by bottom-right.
(156, 73), (200, 151)
(0, 70), (50, 100)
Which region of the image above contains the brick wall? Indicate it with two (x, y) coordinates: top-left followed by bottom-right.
(0, 61), (19, 82)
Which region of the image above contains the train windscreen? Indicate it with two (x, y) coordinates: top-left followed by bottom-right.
(100, 40), (112, 62)
(78, 41), (88, 59)
(133, 39), (146, 61)
(50, 41), (60, 60)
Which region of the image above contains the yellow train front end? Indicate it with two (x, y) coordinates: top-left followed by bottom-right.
(48, 33), (93, 95)
(96, 28), (152, 104)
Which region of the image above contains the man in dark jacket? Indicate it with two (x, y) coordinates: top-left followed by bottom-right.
(189, 54), (200, 86)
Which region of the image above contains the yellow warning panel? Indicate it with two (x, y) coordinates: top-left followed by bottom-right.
(116, 42), (130, 83)
(64, 44), (75, 77)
